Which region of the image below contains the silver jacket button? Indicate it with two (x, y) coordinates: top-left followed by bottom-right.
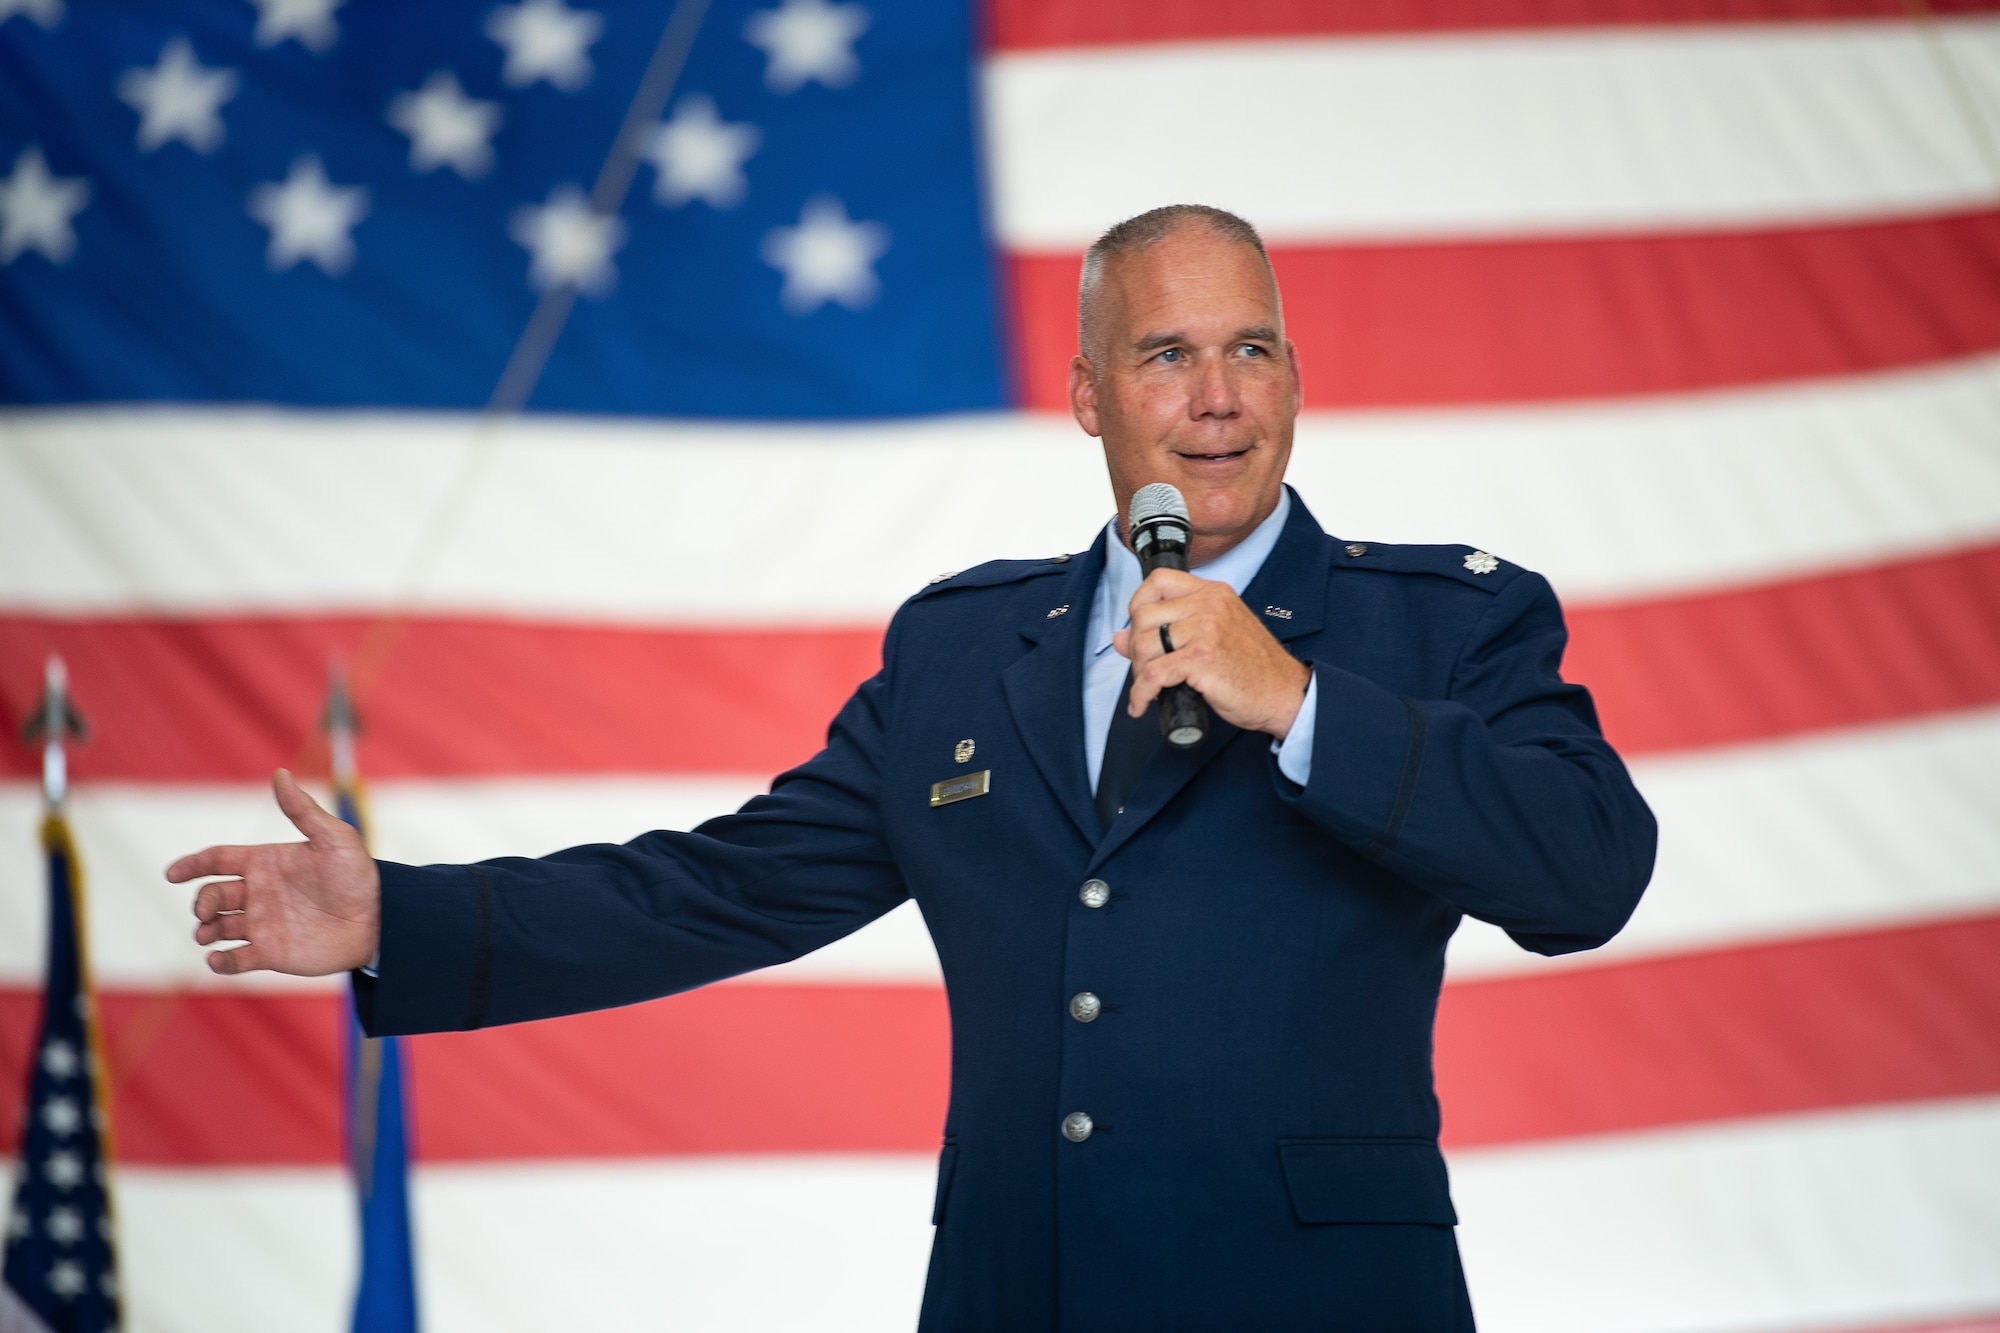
(1069, 991), (1101, 1023)
(1079, 879), (1110, 908)
(1061, 1111), (1094, 1143)
(1346, 543), (1367, 558)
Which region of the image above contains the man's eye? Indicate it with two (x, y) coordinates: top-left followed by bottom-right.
(1237, 344), (1266, 357)
(1158, 348), (1183, 363)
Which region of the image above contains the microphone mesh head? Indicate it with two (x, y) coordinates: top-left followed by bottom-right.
(1129, 482), (1189, 532)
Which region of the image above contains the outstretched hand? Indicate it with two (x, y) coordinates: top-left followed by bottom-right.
(168, 769), (381, 977)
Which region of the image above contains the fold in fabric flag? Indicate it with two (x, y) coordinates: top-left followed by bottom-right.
(336, 774), (418, 1333)
(1, 816), (118, 1333)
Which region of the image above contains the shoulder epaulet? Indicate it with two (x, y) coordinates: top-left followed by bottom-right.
(908, 553), (1075, 602)
(1330, 539), (1525, 591)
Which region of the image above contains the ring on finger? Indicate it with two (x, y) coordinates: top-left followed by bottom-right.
(1159, 625), (1175, 654)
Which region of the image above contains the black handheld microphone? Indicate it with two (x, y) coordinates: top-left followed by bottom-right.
(1128, 483), (1210, 749)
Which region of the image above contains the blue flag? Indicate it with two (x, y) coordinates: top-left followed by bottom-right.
(0, 0), (1003, 417)
(335, 784), (418, 1333)
(2, 817), (120, 1333)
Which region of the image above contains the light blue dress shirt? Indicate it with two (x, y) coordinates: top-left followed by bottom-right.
(1083, 489), (1318, 794)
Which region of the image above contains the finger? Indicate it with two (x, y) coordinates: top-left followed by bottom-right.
(167, 845), (249, 883)
(1136, 567), (1199, 598)
(193, 911), (251, 946)
(1127, 652), (1194, 716)
(1112, 627), (1132, 661)
(1124, 568), (1200, 619)
(191, 877), (247, 921)
(1127, 591), (1203, 638)
(206, 943), (266, 976)
(273, 768), (344, 843)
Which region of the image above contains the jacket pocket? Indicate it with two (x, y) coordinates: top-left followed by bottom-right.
(931, 1141), (960, 1227)
(1277, 1137), (1457, 1226)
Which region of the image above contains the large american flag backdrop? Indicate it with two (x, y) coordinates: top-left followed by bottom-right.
(5, 0), (2000, 1329)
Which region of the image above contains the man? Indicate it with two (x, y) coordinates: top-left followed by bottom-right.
(171, 205), (1656, 1330)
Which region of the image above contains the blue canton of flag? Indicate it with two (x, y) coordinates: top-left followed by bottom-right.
(0, 0), (1003, 416)
(2, 817), (119, 1333)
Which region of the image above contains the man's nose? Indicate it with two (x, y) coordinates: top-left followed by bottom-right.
(1189, 351), (1240, 419)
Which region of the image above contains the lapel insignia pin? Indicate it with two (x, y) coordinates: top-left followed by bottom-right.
(954, 739), (975, 763)
(1046, 604), (1069, 618)
(1463, 551), (1499, 575)
(1263, 606), (1293, 620)
(927, 570), (959, 586)
(931, 769), (990, 807)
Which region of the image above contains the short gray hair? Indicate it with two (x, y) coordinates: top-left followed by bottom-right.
(1078, 205), (1272, 363)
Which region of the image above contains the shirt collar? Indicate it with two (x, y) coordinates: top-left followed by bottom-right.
(1090, 487), (1294, 656)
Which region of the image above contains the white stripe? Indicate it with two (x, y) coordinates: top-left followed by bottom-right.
(5, 356), (2000, 617)
(413, 1156), (933, 1333)
(75, 1157), (933, 1333)
(0, 775), (937, 990)
(985, 20), (2000, 247)
(1288, 353), (2000, 604)
(1452, 1095), (2000, 1332)
(46, 1096), (2000, 1333)
(111, 1168), (354, 1333)
(1447, 707), (2000, 979)
(6, 707), (1996, 988)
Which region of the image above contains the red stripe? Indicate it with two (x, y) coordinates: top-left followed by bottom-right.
(1565, 540), (2000, 756)
(1008, 209), (2000, 411)
(405, 984), (952, 1160)
(4, 913), (1994, 1165)
(4, 543), (1996, 780)
(1434, 911), (2000, 1148)
(988, 0), (2000, 50)
(1832, 1312), (2000, 1320)
(0, 616), (881, 782)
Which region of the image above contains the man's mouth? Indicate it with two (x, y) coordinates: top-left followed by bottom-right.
(1175, 448), (1250, 463)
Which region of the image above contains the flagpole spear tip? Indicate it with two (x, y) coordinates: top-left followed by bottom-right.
(322, 656), (362, 787)
(23, 651), (88, 810)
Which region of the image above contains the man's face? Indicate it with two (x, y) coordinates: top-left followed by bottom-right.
(1069, 225), (1301, 564)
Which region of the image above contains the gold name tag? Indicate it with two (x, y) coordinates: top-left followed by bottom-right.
(930, 769), (990, 807)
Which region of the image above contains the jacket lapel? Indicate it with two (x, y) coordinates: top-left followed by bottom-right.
(1240, 486), (1332, 648)
(1084, 487), (1332, 871)
(1001, 535), (1102, 849)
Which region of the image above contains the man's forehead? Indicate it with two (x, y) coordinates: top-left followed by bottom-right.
(1109, 255), (1280, 346)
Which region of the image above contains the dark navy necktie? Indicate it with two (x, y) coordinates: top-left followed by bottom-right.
(1096, 667), (1163, 834)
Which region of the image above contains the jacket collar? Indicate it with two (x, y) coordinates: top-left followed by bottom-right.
(1002, 532), (1106, 847)
(1238, 484), (1330, 645)
(1001, 486), (1334, 860)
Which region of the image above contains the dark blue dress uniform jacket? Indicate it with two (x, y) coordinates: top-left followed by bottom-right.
(357, 489), (1657, 1331)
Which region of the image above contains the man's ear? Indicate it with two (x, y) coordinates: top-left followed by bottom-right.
(1069, 355), (1102, 438)
(1284, 338), (1302, 416)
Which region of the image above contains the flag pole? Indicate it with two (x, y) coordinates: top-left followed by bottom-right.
(326, 660), (420, 1333)
(3, 655), (122, 1332)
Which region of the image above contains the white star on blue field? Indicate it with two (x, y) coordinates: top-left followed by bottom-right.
(0, 0), (1004, 417)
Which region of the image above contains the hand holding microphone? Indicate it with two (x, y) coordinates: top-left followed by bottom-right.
(1115, 483), (1314, 745)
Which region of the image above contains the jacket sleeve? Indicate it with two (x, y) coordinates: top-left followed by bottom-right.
(354, 618), (911, 1037)
(1277, 570), (1657, 955)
